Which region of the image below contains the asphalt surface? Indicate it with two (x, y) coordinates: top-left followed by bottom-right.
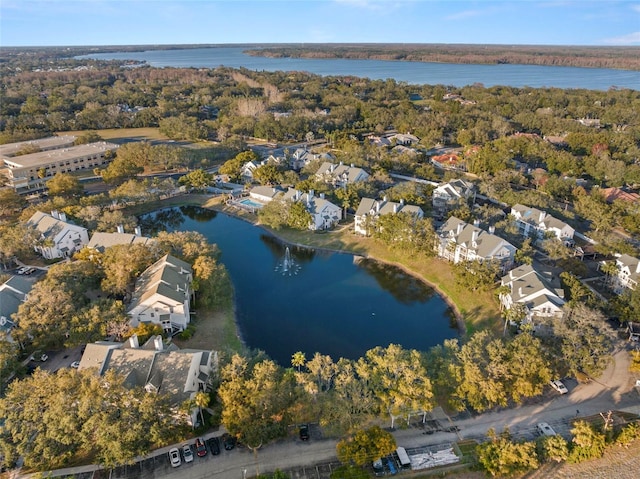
(13, 345), (638, 479)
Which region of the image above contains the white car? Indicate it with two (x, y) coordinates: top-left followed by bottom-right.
(537, 422), (557, 437)
(549, 379), (568, 394)
(168, 447), (181, 467)
(182, 444), (194, 463)
(70, 361), (80, 369)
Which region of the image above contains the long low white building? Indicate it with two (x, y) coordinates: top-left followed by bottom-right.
(2, 140), (118, 192)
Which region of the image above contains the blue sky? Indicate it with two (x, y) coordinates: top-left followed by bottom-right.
(2, 0), (639, 47)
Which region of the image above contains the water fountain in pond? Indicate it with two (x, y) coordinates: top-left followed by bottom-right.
(275, 246), (301, 276)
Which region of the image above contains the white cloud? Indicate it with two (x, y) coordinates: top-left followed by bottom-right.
(601, 31), (640, 45)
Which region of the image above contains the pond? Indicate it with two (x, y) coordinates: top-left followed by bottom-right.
(141, 206), (459, 365)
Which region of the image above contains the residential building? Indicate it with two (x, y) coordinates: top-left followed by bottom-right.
(436, 217), (516, 271)
(315, 161), (369, 188)
(77, 334), (217, 426)
(599, 187), (640, 204)
(86, 227), (153, 253)
(500, 264), (566, 322)
(608, 253), (640, 294)
(389, 133), (420, 146)
(0, 276), (32, 341)
(354, 197), (424, 236)
(282, 188), (342, 230)
(240, 160), (261, 181)
(128, 254), (193, 334)
(510, 204), (575, 244)
(249, 185), (283, 203)
(2, 141), (119, 193)
(432, 179), (476, 216)
(27, 210), (89, 259)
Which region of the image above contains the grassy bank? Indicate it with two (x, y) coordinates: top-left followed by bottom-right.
(209, 200), (502, 334)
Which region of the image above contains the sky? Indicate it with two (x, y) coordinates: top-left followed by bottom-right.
(1, 0), (639, 47)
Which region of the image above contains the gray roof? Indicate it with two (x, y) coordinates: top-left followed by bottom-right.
(129, 254), (192, 310)
(2, 141), (119, 169)
(249, 185), (283, 200)
(355, 197), (424, 218)
(0, 277), (32, 334)
(27, 211), (86, 240)
(501, 264), (565, 308)
(87, 232), (153, 252)
(439, 216), (514, 258)
(0, 135), (77, 158)
(315, 161), (369, 183)
(282, 189), (340, 218)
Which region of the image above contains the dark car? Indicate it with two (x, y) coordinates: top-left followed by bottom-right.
(195, 437), (207, 457)
(221, 433), (236, 450)
(207, 436), (220, 455)
(299, 424), (310, 441)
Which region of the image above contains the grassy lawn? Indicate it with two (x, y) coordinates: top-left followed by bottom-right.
(59, 127), (170, 143)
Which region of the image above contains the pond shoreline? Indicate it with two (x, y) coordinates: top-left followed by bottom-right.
(206, 199), (468, 337)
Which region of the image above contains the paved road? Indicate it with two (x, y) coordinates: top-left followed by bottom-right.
(14, 344), (638, 479)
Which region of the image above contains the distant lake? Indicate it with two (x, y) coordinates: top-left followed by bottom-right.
(78, 46), (640, 90)
(140, 206), (458, 366)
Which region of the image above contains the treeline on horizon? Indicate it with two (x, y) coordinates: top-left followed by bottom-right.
(1, 43), (639, 71)
(244, 43), (640, 71)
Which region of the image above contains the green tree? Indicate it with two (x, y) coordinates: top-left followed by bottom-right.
(98, 156), (144, 185)
(476, 428), (539, 477)
(0, 369), (177, 470)
(66, 299), (129, 347)
(514, 237), (534, 265)
(155, 230), (218, 263)
(358, 344), (433, 428)
(179, 169), (213, 190)
(45, 173), (82, 197)
(291, 351), (306, 372)
(218, 355), (296, 450)
(287, 201), (312, 230)
(538, 434), (569, 463)
(336, 426), (396, 467)
(73, 131), (103, 145)
(219, 150), (259, 181)
(568, 420), (606, 463)
(101, 244), (156, 295)
(253, 164), (281, 185)
(0, 189), (27, 217)
(258, 197), (290, 230)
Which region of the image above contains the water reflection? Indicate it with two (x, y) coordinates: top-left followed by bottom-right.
(180, 205), (218, 222)
(141, 206), (458, 365)
(138, 208), (185, 235)
(355, 257), (435, 305)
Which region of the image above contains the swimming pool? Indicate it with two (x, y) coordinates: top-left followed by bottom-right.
(238, 198), (264, 209)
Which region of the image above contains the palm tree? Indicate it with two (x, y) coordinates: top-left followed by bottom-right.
(599, 260), (619, 289)
(291, 351), (306, 372)
(194, 391), (210, 428)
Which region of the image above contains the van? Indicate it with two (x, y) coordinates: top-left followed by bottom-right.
(396, 447), (411, 469)
(536, 422), (557, 437)
(372, 459), (384, 477)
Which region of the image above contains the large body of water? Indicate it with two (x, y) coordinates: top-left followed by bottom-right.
(79, 46), (640, 90)
(141, 207), (457, 366)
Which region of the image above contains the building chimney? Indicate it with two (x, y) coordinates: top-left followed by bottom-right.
(375, 201), (380, 213)
(59, 211), (67, 222)
(319, 192), (325, 199)
(400, 199), (404, 205)
(383, 195), (388, 203)
(350, 163), (354, 168)
(393, 203), (399, 213)
(129, 334), (139, 349)
(329, 164), (335, 173)
(473, 219), (480, 227)
(456, 222), (464, 235)
(489, 225), (495, 234)
(472, 230), (479, 243)
(154, 335), (164, 351)
(309, 189), (314, 199)
(51, 210), (59, 220)
(339, 161), (343, 166)
(134, 226), (142, 237)
(117, 224), (124, 234)
(518, 287), (523, 298)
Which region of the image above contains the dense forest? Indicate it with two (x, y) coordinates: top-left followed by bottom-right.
(245, 43), (640, 71)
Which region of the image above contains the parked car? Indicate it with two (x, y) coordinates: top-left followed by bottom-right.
(549, 379), (568, 394)
(182, 444), (194, 463)
(536, 422), (557, 437)
(195, 437), (207, 457)
(39, 354), (48, 362)
(168, 447), (181, 467)
(372, 458), (385, 477)
(207, 436), (220, 455)
(16, 267), (27, 275)
(299, 424), (310, 441)
(385, 456), (397, 475)
(221, 433), (236, 450)
(70, 361), (80, 369)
